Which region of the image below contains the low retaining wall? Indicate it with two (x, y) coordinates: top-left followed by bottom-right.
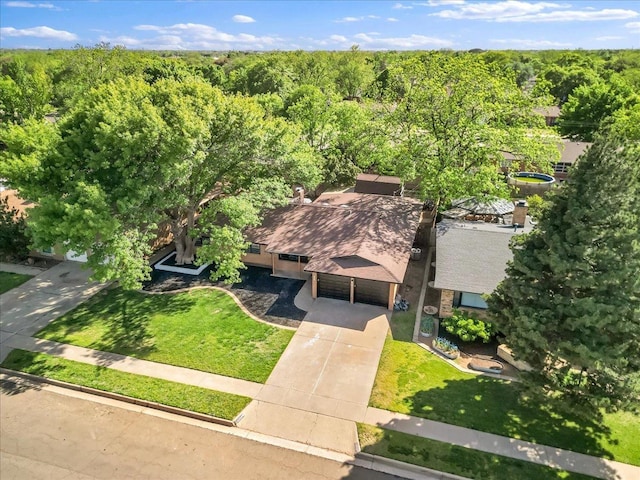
(497, 344), (532, 372)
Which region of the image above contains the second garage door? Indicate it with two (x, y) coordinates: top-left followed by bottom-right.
(317, 273), (350, 301)
(354, 278), (389, 307)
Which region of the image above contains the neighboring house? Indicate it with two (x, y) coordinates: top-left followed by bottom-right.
(0, 187), (91, 262)
(354, 173), (403, 196)
(434, 201), (531, 317)
(501, 139), (591, 183)
(552, 140), (592, 182)
(243, 191), (424, 310)
(534, 105), (561, 126)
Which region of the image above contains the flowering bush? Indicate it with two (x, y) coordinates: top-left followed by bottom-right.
(441, 309), (496, 343)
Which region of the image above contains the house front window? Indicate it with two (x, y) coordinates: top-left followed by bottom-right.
(459, 292), (488, 309)
(278, 253), (309, 263)
(246, 243), (261, 254)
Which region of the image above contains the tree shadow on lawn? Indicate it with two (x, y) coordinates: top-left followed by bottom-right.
(404, 375), (619, 465)
(37, 288), (196, 358)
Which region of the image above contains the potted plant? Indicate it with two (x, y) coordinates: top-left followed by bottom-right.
(433, 337), (459, 360)
(420, 315), (435, 337)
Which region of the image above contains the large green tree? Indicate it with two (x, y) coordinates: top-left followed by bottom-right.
(558, 75), (638, 141)
(0, 59), (52, 124)
(384, 53), (558, 207)
(487, 133), (640, 417)
(1, 77), (319, 288)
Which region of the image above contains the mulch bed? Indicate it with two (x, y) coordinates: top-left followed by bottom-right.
(142, 264), (305, 328)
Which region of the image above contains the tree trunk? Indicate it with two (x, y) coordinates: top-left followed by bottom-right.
(171, 208), (197, 265)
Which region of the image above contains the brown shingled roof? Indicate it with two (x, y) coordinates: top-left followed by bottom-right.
(246, 192), (422, 284)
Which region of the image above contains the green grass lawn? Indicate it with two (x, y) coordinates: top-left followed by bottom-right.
(35, 287), (294, 383)
(2, 350), (251, 420)
(0, 271), (33, 294)
(358, 424), (598, 480)
(370, 312), (640, 465)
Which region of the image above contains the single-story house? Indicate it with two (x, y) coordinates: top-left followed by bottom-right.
(501, 140), (592, 183)
(534, 105), (561, 126)
(552, 140), (592, 181)
(433, 202), (531, 317)
(354, 173), (404, 196)
(243, 192), (424, 310)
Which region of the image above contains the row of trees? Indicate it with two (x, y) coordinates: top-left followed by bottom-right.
(1, 47), (565, 288)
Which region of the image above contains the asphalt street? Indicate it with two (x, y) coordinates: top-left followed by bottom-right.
(0, 378), (402, 480)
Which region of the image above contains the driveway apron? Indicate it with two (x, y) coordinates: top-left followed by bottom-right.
(239, 297), (390, 453)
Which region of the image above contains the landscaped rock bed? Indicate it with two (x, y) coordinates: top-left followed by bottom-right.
(143, 264), (306, 328)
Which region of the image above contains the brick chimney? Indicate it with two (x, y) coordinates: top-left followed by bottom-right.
(512, 200), (528, 227)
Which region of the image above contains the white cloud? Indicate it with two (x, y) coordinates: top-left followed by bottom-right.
(120, 23), (281, 50)
(353, 33), (452, 48)
(626, 21), (640, 31)
(232, 15), (255, 23)
(329, 34), (347, 42)
(5, 1), (55, 8)
(498, 8), (639, 22)
(432, 2), (567, 20)
(416, 0), (466, 6)
(595, 36), (623, 41)
(335, 16), (362, 23)
(335, 15), (381, 23)
(0, 25), (77, 41)
(431, 1), (638, 23)
(490, 38), (571, 47)
(387, 17), (399, 22)
(392, 3), (413, 9)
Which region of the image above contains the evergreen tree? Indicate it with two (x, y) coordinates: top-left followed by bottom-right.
(487, 132), (640, 417)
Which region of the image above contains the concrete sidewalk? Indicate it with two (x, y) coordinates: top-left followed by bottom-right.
(365, 407), (640, 480)
(4, 334), (263, 398)
(2, 262), (637, 480)
(6, 330), (639, 479)
(0, 262), (106, 362)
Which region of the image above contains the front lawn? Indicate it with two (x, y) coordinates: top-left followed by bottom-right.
(370, 313), (640, 465)
(0, 271), (33, 294)
(2, 350), (251, 420)
(358, 424), (597, 480)
(35, 287), (294, 383)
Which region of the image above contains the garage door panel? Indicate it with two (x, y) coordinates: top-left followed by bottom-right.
(355, 279), (388, 307)
(317, 273), (350, 301)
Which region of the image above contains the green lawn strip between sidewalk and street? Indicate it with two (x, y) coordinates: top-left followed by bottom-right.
(357, 424), (597, 480)
(35, 287), (294, 383)
(2, 350), (251, 420)
(371, 312), (640, 466)
(0, 271), (33, 294)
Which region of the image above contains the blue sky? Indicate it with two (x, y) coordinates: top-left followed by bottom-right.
(1, 1), (639, 50)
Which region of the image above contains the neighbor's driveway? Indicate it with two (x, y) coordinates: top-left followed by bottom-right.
(0, 262), (104, 362)
(254, 297), (389, 419)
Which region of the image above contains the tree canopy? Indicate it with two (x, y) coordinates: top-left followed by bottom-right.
(383, 53), (558, 207)
(487, 132), (640, 417)
(1, 77), (320, 288)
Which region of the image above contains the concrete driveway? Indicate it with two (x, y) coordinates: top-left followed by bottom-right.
(260, 297), (389, 420)
(0, 262), (104, 362)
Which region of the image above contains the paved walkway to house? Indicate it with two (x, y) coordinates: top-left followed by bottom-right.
(0, 262), (106, 363)
(0, 262), (46, 276)
(2, 265), (639, 479)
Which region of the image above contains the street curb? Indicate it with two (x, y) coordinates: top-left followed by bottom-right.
(0, 368), (236, 427)
(354, 452), (471, 480)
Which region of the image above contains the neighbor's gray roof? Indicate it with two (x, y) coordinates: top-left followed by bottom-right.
(433, 220), (528, 295)
(559, 140), (592, 164)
